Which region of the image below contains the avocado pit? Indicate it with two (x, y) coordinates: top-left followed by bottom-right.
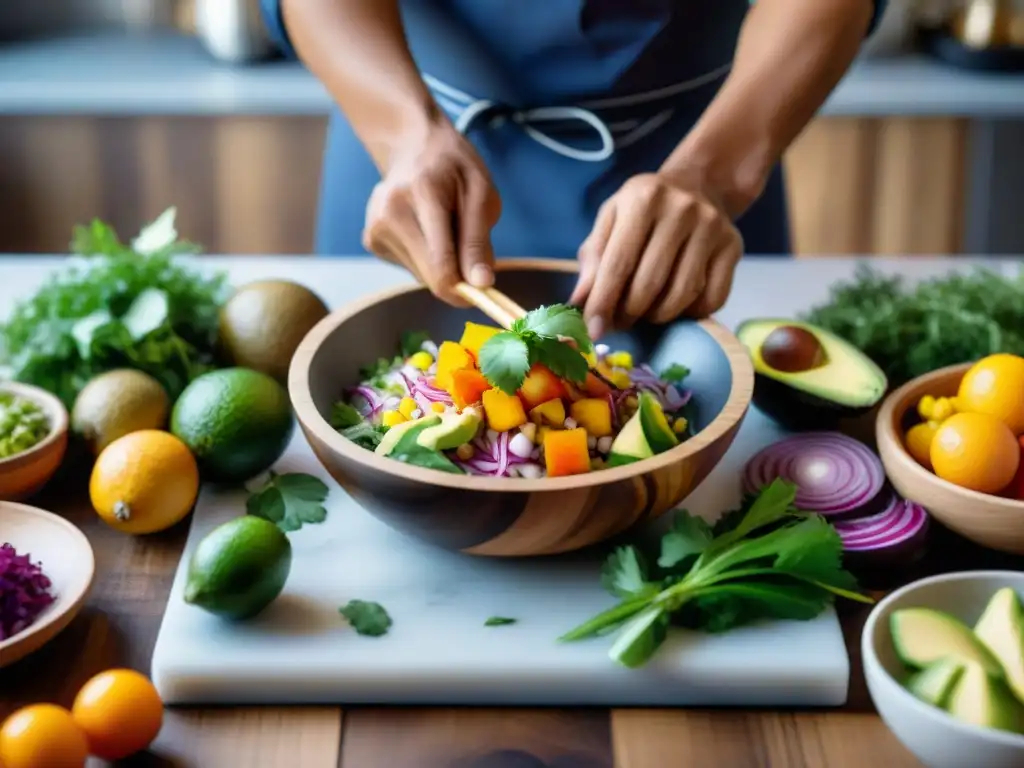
(760, 325), (828, 373)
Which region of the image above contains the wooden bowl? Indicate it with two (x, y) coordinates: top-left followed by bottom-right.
(290, 259), (754, 557)
(0, 501), (95, 668)
(876, 362), (1024, 555)
(0, 382), (69, 501)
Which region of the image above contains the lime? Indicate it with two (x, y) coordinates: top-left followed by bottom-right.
(183, 515), (292, 620)
(171, 367), (294, 483)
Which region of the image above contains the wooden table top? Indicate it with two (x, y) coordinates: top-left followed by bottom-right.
(2, 256), (1024, 768)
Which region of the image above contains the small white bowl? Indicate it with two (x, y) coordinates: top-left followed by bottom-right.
(0, 501), (95, 668)
(863, 571), (1024, 768)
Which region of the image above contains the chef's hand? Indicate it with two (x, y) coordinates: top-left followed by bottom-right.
(569, 173), (743, 338)
(362, 122), (502, 306)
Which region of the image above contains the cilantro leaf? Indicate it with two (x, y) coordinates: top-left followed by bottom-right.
(484, 616), (517, 626)
(517, 304), (593, 352)
(330, 401), (363, 429)
(246, 472), (330, 532)
(400, 330), (430, 357)
(478, 331), (531, 394)
(657, 511), (713, 571)
(601, 546), (659, 599)
(660, 363), (690, 384)
(532, 336), (588, 384)
(340, 422), (387, 450)
(339, 600), (392, 637)
(706, 478), (798, 553)
(674, 579), (830, 633)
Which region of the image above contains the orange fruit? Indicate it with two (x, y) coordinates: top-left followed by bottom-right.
(905, 421), (940, 470)
(89, 429), (200, 534)
(71, 668), (164, 761)
(957, 353), (1024, 434)
(0, 703), (89, 768)
(930, 412), (1020, 494)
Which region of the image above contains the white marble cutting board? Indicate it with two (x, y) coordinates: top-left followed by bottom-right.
(150, 405), (850, 707)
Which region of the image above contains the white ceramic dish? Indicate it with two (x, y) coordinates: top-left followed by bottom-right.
(0, 501), (95, 668)
(863, 571), (1024, 768)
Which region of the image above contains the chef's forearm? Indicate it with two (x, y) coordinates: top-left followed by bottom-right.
(281, 0), (443, 172)
(660, 0), (875, 218)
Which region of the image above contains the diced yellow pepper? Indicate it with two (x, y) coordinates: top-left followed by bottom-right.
(481, 388), (528, 432)
(611, 371), (631, 389)
(382, 410), (407, 428)
(435, 341), (474, 391)
(398, 397), (418, 419)
(570, 398), (613, 437)
(672, 417), (688, 434)
(584, 349), (598, 367)
(459, 322), (502, 357)
(529, 398), (566, 426)
(408, 351), (433, 370)
(430, 402), (446, 413)
(606, 351), (633, 370)
(917, 394), (957, 423)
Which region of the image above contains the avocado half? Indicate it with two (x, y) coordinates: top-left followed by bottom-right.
(736, 319), (888, 431)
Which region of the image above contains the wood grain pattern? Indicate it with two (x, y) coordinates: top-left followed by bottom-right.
(289, 259), (754, 557)
(784, 117), (969, 256)
(0, 115), (968, 257)
(876, 362), (1024, 555)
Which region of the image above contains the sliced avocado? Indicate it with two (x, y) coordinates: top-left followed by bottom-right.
(638, 392), (679, 454)
(374, 415), (441, 456)
(607, 409), (654, 467)
(736, 319), (887, 431)
(905, 659), (965, 708)
(947, 663), (1024, 735)
(974, 587), (1024, 704)
(417, 409), (482, 451)
(890, 608), (1003, 676)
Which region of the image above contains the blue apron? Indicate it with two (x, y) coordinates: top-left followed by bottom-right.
(261, 0), (886, 258)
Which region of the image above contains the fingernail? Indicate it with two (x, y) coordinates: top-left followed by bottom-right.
(587, 316), (604, 340)
(469, 264), (493, 287)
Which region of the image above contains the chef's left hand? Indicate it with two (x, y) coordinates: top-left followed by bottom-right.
(569, 172), (743, 339)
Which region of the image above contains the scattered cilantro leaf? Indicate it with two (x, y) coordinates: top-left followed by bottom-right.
(517, 304), (593, 353)
(478, 332), (531, 394)
(246, 471), (330, 532)
(560, 478), (872, 669)
(660, 363), (690, 384)
(330, 401), (363, 429)
(0, 208), (225, 407)
(400, 330), (431, 357)
(484, 616), (517, 626)
(657, 512), (713, 570)
(339, 600), (392, 637)
(532, 336), (589, 384)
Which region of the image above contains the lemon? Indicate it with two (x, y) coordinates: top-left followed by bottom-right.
(90, 430), (200, 534)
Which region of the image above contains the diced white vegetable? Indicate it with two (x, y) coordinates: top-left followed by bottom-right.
(518, 463), (543, 479)
(421, 340), (439, 356)
(383, 396), (402, 410)
(597, 436), (613, 454)
(563, 417), (578, 430)
(595, 343), (610, 358)
(486, 429), (499, 444)
(586, 435), (597, 450)
(509, 433), (534, 458)
(506, 465), (521, 478)
(410, 408), (423, 420)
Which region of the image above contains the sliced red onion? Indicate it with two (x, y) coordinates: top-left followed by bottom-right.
(495, 430), (511, 476)
(349, 386), (384, 418)
(834, 498), (930, 551)
(742, 432), (886, 519)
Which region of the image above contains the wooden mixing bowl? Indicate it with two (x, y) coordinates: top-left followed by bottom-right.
(876, 362), (1024, 555)
(289, 259), (754, 557)
(0, 382), (69, 501)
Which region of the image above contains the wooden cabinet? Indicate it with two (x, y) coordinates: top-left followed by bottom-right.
(0, 115), (968, 256)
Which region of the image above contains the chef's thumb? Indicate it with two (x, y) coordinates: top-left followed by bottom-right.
(458, 182), (498, 289)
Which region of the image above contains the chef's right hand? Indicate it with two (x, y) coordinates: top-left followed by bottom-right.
(362, 121), (502, 306)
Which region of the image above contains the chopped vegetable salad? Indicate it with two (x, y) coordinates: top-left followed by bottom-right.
(331, 304), (696, 478)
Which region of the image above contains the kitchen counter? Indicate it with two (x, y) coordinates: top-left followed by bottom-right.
(1, 32), (1024, 117)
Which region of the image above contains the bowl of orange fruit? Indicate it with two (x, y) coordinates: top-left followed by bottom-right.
(876, 354), (1024, 555)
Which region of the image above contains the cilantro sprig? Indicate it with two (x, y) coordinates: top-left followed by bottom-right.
(477, 304), (594, 394)
(246, 471), (330, 533)
(559, 478), (872, 668)
(340, 600), (392, 637)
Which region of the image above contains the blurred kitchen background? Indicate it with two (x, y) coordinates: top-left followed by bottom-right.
(0, 0), (1022, 257)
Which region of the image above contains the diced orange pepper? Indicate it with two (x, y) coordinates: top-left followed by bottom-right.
(570, 398), (613, 437)
(581, 371), (613, 398)
(518, 364), (567, 410)
(459, 321), (503, 358)
(529, 398), (566, 426)
(434, 341), (474, 391)
(482, 388), (528, 432)
(543, 427), (591, 477)
(450, 368), (491, 409)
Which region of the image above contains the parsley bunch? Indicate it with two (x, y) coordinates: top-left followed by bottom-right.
(478, 304), (594, 394)
(559, 478), (871, 668)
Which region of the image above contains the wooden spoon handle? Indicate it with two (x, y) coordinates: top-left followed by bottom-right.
(454, 283), (526, 329)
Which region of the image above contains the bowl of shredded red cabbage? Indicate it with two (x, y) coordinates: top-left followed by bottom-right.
(0, 542), (56, 641)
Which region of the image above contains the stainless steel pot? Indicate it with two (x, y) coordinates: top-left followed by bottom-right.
(195, 0), (276, 64)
